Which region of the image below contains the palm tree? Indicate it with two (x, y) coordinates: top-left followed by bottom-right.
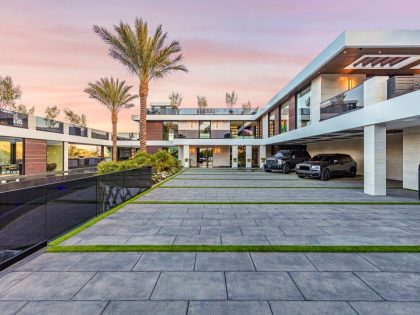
(93, 18), (188, 152)
(84, 77), (138, 161)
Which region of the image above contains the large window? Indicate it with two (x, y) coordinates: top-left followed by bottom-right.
(280, 102), (289, 133)
(297, 86), (311, 128)
(47, 141), (63, 172)
(199, 121), (211, 139)
(230, 121), (257, 139)
(162, 121), (179, 140)
(0, 137), (23, 175)
(269, 110), (276, 137)
(68, 144), (103, 169)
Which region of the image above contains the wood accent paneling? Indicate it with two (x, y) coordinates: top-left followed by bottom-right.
(146, 146), (162, 154)
(288, 95), (296, 131)
(147, 122), (163, 140)
(24, 139), (47, 175)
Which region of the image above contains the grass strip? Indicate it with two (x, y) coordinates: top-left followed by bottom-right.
(161, 185), (403, 189)
(132, 201), (420, 205)
(175, 178), (322, 181)
(49, 169), (185, 246)
(47, 244), (420, 253)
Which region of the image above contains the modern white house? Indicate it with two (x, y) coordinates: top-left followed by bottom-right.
(1, 31), (420, 196)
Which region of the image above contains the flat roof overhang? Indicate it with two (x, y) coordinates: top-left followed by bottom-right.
(263, 89), (420, 146)
(256, 30), (420, 119)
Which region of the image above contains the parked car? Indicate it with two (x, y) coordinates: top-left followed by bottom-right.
(263, 149), (311, 174)
(295, 153), (357, 181)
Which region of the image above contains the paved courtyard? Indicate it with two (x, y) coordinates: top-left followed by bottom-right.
(1, 169), (420, 314)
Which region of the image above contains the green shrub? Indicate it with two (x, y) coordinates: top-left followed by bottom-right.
(97, 150), (181, 184)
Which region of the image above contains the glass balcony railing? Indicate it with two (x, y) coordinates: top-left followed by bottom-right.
(69, 126), (88, 137)
(117, 132), (139, 141)
(91, 129), (109, 140)
(147, 107), (259, 115)
(387, 76), (420, 99)
(36, 117), (64, 133)
(320, 84), (364, 121)
(0, 109), (28, 128)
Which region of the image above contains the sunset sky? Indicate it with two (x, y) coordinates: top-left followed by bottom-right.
(1, 0), (420, 131)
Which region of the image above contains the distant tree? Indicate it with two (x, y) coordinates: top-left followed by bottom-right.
(63, 109), (87, 128)
(0, 76), (22, 111)
(44, 105), (61, 128)
(197, 95), (208, 110)
(84, 77), (137, 161)
(225, 90), (238, 111)
(242, 100), (251, 112)
(93, 18), (188, 152)
(169, 92), (183, 109)
(9, 103), (35, 115)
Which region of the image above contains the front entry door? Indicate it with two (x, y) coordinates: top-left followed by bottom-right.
(197, 147), (213, 168)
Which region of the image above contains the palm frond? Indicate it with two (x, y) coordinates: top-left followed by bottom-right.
(84, 77), (138, 113)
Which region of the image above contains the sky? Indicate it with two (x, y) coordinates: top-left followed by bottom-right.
(1, 0), (420, 131)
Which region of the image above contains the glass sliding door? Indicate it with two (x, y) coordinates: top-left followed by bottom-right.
(199, 121), (211, 139)
(297, 86), (311, 128)
(280, 102), (289, 133)
(0, 137), (23, 175)
(47, 141), (63, 172)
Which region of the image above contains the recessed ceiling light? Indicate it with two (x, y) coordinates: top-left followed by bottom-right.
(378, 50), (382, 54)
(343, 50), (347, 54)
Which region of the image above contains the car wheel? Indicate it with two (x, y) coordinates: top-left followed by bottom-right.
(282, 164), (291, 174)
(348, 167), (356, 178)
(264, 169), (272, 173)
(297, 175), (305, 178)
(320, 168), (331, 181)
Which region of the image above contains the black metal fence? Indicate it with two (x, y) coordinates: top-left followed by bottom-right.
(0, 167), (152, 267)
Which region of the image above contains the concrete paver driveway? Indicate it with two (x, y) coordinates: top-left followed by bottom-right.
(1, 169), (420, 314)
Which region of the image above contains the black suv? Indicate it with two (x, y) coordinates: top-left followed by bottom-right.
(295, 154), (357, 181)
(264, 149), (311, 174)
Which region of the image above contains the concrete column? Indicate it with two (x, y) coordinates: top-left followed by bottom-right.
(63, 141), (69, 172)
(403, 127), (420, 191)
(177, 145), (183, 162)
(259, 145), (266, 168)
(363, 76), (388, 107)
(364, 124), (386, 195)
(27, 114), (36, 130)
(183, 145), (190, 168)
(63, 123), (69, 135)
(310, 75), (322, 123)
(261, 114), (269, 139)
(231, 145), (238, 168)
(245, 145), (252, 168)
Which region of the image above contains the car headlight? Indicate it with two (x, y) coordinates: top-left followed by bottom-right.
(296, 164), (300, 169)
(311, 165), (321, 170)
(277, 160), (283, 165)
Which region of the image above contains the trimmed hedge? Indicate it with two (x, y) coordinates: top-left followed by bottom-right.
(97, 150), (181, 183)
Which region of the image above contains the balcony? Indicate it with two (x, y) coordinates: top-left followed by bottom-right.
(0, 109), (28, 128)
(91, 129), (109, 140)
(69, 125), (88, 137)
(117, 132), (139, 141)
(147, 107), (259, 115)
(35, 117), (64, 133)
(387, 75), (420, 99)
(320, 83), (364, 121)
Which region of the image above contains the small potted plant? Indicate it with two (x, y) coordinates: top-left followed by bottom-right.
(247, 158), (251, 163)
(261, 157), (266, 163)
(233, 157), (237, 163)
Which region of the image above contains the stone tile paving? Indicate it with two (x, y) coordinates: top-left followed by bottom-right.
(2, 169), (420, 313)
(1, 251), (420, 313)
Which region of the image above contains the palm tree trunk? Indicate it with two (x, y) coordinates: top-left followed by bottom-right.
(112, 111), (118, 161)
(139, 81), (148, 152)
